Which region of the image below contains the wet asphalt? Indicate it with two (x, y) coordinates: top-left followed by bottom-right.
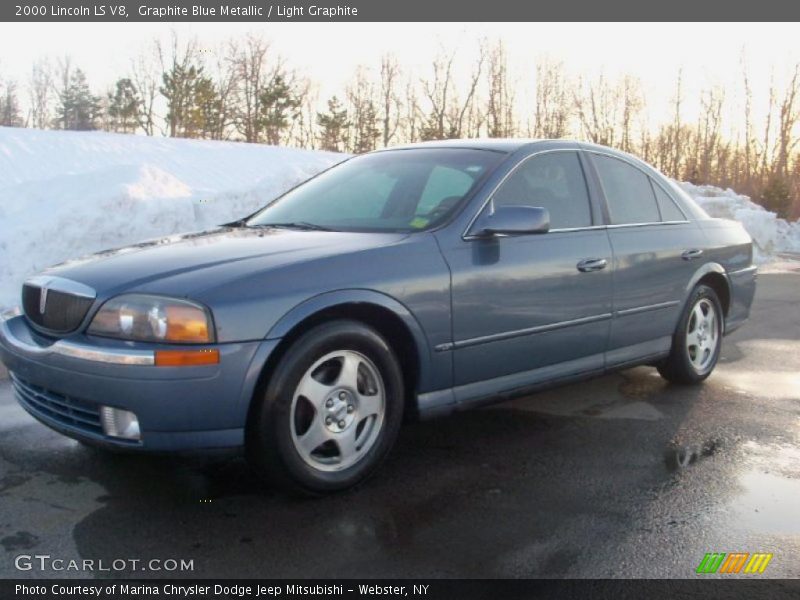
(1, 269), (799, 579)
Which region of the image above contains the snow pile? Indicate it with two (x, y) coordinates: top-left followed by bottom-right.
(0, 127), (342, 309)
(1, 126), (797, 310)
(678, 181), (800, 263)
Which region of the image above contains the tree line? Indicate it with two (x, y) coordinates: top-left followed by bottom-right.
(1, 34), (798, 218)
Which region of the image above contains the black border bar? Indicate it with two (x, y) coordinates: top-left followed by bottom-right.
(3, 0), (800, 22)
(3, 579), (800, 600)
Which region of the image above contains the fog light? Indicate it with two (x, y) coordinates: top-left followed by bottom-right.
(100, 406), (141, 441)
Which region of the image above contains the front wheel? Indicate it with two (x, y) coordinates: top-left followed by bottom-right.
(246, 320), (404, 495)
(657, 284), (723, 384)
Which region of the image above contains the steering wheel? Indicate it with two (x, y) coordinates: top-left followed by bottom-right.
(421, 195), (463, 221)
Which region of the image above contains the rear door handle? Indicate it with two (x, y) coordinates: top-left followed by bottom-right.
(577, 258), (608, 272)
(681, 249), (704, 261)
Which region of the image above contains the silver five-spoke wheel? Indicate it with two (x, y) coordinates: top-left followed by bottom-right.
(290, 350), (385, 472)
(686, 297), (719, 373)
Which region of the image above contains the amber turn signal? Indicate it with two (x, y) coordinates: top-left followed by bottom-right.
(164, 305), (212, 343)
(154, 349), (220, 367)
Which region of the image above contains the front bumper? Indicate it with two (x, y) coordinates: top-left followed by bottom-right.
(0, 310), (278, 451)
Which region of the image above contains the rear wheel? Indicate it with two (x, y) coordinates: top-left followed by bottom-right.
(657, 284), (723, 384)
(246, 320), (404, 495)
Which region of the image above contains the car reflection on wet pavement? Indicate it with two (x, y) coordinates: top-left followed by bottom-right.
(1, 271), (799, 578)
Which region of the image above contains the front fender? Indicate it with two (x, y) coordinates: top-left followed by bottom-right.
(265, 289), (435, 391)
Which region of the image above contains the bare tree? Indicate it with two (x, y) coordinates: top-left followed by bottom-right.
(229, 33), (269, 142)
(131, 42), (160, 135)
(619, 75), (643, 153)
(741, 51), (755, 187)
(419, 44), (485, 140)
(291, 81), (319, 149)
(573, 72), (621, 147)
(774, 64), (800, 180)
(346, 66), (380, 153)
(402, 79), (421, 143)
(28, 58), (53, 129)
(532, 58), (572, 139)
(485, 40), (515, 138)
(379, 54), (402, 147)
(206, 40), (239, 140)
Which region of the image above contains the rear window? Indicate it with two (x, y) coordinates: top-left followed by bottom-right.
(652, 181), (686, 221)
(593, 155), (660, 225)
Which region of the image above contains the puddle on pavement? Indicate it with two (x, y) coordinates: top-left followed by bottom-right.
(618, 370), (667, 400)
(730, 441), (800, 534)
(664, 438), (723, 472)
(717, 367), (800, 401)
(492, 368), (666, 421)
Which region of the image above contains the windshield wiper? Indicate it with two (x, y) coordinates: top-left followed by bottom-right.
(251, 221), (334, 232)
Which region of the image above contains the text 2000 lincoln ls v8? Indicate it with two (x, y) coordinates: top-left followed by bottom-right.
(0, 140), (757, 494)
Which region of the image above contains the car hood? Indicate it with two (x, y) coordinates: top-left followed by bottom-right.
(44, 226), (409, 299)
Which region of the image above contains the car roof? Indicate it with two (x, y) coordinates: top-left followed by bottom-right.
(372, 138), (649, 159)
(375, 138), (549, 153)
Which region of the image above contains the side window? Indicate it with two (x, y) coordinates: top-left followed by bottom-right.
(417, 166), (475, 216)
(652, 180), (686, 221)
(491, 151), (592, 229)
(593, 155), (660, 224)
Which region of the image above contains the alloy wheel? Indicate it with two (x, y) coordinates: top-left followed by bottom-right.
(685, 298), (719, 373)
(289, 350), (386, 472)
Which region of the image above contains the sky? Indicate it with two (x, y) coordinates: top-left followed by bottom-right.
(0, 22), (798, 130)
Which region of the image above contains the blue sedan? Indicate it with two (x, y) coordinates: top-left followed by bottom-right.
(0, 139), (757, 494)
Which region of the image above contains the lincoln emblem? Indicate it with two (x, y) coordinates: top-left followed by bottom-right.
(39, 284), (49, 315)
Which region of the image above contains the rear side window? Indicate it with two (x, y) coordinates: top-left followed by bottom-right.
(491, 151), (592, 229)
(652, 181), (686, 221)
(593, 155), (660, 225)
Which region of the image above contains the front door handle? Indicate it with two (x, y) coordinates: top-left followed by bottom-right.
(577, 258), (608, 272)
(681, 249), (704, 261)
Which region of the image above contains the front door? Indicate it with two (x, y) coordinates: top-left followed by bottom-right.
(436, 150), (614, 399)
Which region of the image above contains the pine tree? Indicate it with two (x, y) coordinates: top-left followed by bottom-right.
(762, 176), (792, 218)
(351, 99), (380, 153)
(54, 68), (101, 131)
(107, 78), (141, 133)
(0, 80), (24, 127)
(192, 76), (223, 139)
(258, 74), (301, 145)
(161, 63), (203, 138)
(317, 96), (349, 152)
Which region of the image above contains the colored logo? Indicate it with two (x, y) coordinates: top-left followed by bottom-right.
(696, 552), (773, 574)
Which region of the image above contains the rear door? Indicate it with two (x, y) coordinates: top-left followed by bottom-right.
(586, 152), (705, 366)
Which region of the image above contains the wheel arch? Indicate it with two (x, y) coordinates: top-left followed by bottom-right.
(252, 290), (433, 421)
(685, 262), (731, 319)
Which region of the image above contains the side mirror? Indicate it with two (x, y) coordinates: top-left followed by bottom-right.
(472, 205), (550, 236)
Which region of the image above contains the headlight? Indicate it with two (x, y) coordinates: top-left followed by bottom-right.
(88, 294), (214, 343)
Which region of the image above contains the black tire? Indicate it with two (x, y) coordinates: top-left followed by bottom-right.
(657, 284), (724, 385)
(246, 319), (404, 495)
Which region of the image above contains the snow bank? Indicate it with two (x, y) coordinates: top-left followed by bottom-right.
(678, 182), (800, 263)
(0, 127), (342, 308)
(1, 126), (797, 310)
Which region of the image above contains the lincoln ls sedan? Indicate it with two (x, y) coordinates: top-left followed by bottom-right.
(0, 139), (757, 494)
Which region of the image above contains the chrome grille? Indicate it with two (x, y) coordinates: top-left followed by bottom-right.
(22, 277), (95, 334)
(11, 373), (103, 435)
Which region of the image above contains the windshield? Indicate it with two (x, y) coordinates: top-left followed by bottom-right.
(246, 148), (504, 232)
